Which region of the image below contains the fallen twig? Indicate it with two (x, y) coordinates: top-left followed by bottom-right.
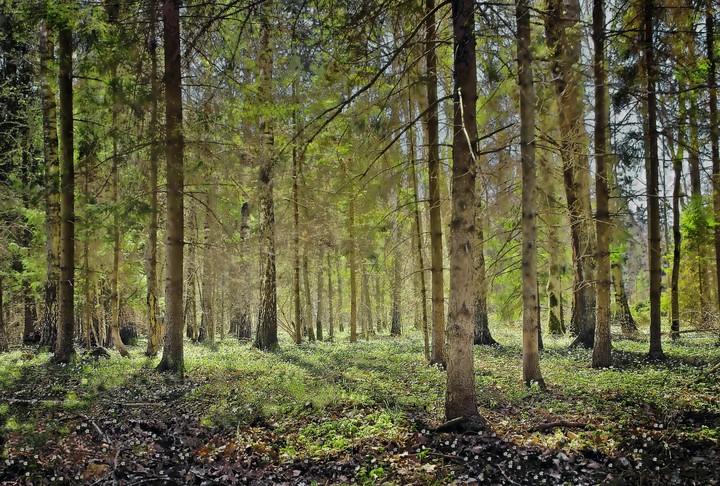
(434, 417), (466, 433)
(531, 421), (588, 432)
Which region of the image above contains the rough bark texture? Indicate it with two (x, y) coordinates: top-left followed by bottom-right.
(545, 0), (596, 348)
(517, 0), (545, 386)
(254, 10), (278, 352)
(610, 262), (638, 335)
(708, 0), (720, 316)
(643, 0), (664, 360)
(40, 21), (59, 351)
(316, 250), (324, 341)
(327, 253), (335, 340)
(157, 0), (185, 374)
(54, 19), (75, 364)
(473, 164), (497, 346)
(445, 0), (486, 431)
(0, 278), (7, 352)
(144, 0), (161, 356)
(425, 0), (446, 366)
(592, 0), (611, 369)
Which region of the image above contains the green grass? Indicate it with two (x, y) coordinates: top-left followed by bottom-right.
(0, 328), (718, 483)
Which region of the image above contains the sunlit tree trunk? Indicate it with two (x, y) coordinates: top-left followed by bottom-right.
(708, 0), (720, 315)
(316, 249), (324, 341)
(157, 0), (185, 374)
(592, 0), (611, 368)
(54, 16), (75, 364)
(545, 0), (596, 348)
(40, 20), (60, 351)
(643, 0), (664, 359)
(517, 0), (545, 386)
(425, 0), (446, 366)
(337, 253), (344, 333)
(411, 138), (429, 355)
(473, 161), (497, 346)
(254, 7), (278, 351)
(327, 252), (335, 340)
(445, 0), (486, 431)
(145, 0), (162, 356)
(670, 112), (683, 340)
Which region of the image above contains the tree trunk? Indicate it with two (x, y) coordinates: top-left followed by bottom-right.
(236, 202), (252, 339)
(292, 139), (302, 344)
(337, 253), (344, 333)
(643, 0), (664, 360)
(591, 0), (611, 368)
(545, 0), (596, 348)
(708, 0), (720, 316)
(185, 203), (198, 341)
(316, 249), (324, 341)
(40, 20), (59, 351)
(302, 252), (315, 341)
(254, 8), (278, 351)
(348, 186), (358, 343)
(54, 18), (75, 364)
(517, 0), (545, 386)
(611, 262), (638, 335)
(327, 252), (335, 340)
(411, 136), (429, 355)
(201, 191), (216, 345)
(145, 0), (162, 357)
(157, 0), (185, 374)
(473, 161), (497, 346)
(361, 263), (372, 340)
(445, 0), (486, 431)
(425, 0), (446, 366)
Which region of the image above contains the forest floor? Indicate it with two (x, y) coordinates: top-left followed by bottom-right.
(0, 328), (719, 485)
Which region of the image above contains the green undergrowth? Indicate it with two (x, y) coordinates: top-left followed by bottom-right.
(1, 329), (719, 483)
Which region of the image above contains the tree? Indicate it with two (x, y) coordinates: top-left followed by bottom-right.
(444, 0), (486, 432)
(39, 18), (60, 351)
(473, 160), (498, 346)
(157, 0), (185, 374)
(643, 0), (664, 360)
(592, 0), (611, 369)
(708, 0), (720, 316)
(53, 9), (76, 364)
(425, 0), (446, 366)
(516, 0), (545, 386)
(545, 0), (597, 348)
(254, 6), (278, 351)
(145, 0), (162, 357)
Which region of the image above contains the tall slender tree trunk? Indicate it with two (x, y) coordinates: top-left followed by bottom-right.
(302, 253), (315, 341)
(327, 252), (335, 340)
(411, 137), (429, 355)
(643, 0), (665, 360)
(361, 263), (372, 340)
(157, 0), (185, 374)
(292, 140), (302, 344)
(0, 278), (6, 352)
(348, 185), (358, 343)
(671, 126), (683, 340)
(316, 250), (324, 341)
(54, 17), (75, 364)
(201, 191), (216, 345)
(254, 8), (278, 351)
(146, 0), (162, 357)
(708, 1), (720, 315)
(337, 253), (344, 333)
(237, 202), (252, 339)
(545, 0), (596, 348)
(425, 0), (446, 366)
(592, 0), (611, 368)
(473, 162), (497, 346)
(517, 0), (545, 386)
(444, 0), (486, 431)
(40, 21), (60, 351)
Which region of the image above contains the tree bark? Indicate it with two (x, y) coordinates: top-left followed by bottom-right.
(445, 0), (486, 431)
(201, 191), (216, 345)
(348, 182), (358, 343)
(425, 0), (446, 366)
(237, 202), (252, 339)
(54, 17), (75, 364)
(316, 249), (324, 341)
(517, 0), (545, 386)
(157, 0), (185, 374)
(473, 161), (497, 346)
(410, 133), (429, 354)
(643, 0), (664, 360)
(110, 123), (129, 358)
(254, 8), (278, 352)
(292, 138), (302, 344)
(592, 0), (611, 368)
(40, 20), (60, 351)
(708, 0), (720, 316)
(302, 252), (315, 341)
(327, 252), (335, 340)
(145, 0), (162, 356)
(545, 0), (597, 348)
